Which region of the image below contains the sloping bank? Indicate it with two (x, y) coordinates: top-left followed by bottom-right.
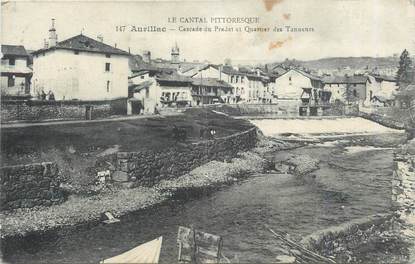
(0, 132), (294, 239)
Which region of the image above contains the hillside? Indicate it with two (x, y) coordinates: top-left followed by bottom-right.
(269, 56), (400, 71)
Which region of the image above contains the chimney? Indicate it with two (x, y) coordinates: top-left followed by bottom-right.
(114, 43), (117, 48)
(142, 50), (151, 63)
(48, 18), (58, 47)
(97, 34), (104, 42)
(128, 47), (131, 54)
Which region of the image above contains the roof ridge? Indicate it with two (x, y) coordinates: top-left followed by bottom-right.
(33, 34), (129, 56)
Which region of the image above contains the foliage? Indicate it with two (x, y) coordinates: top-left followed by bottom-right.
(396, 49), (413, 87)
(342, 77), (358, 105)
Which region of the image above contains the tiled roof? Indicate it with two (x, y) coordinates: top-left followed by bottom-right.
(1, 45), (28, 57)
(191, 78), (233, 89)
(371, 74), (397, 82)
(271, 65), (288, 75)
(295, 69), (322, 81)
(275, 68), (321, 81)
(129, 54), (144, 72)
(221, 66), (245, 76)
(323, 75), (368, 84)
(33, 34), (130, 56)
(156, 73), (193, 83)
(129, 80), (154, 92)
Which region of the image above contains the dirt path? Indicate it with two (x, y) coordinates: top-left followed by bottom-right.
(1, 112), (181, 129)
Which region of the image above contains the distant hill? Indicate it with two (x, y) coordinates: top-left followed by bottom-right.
(269, 57), (400, 72)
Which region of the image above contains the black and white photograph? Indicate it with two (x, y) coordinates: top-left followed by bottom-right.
(1, 0), (415, 263)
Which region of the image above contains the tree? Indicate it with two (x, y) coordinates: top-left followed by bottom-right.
(396, 49), (412, 87)
(342, 76), (358, 105)
(224, 58), (232, 66)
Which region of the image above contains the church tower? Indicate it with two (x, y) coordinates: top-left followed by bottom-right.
(48, 18), (58, 47)
(171, 42), (180, 64)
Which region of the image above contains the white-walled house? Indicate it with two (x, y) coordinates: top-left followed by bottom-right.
(32, 33), (130, 101)
(157, 74), (193, 107)
(129, 70), (161, 114)
(1, 45), (32, 96)
(274, 69), (323, 100)
(365, 75), (398, 106)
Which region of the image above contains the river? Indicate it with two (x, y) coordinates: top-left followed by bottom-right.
(1, 118), (407, 264)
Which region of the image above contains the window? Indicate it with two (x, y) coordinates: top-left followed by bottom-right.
(9, 58), (15, 65)
(140, 76), (145, 79)
(289, 76), (292, 81)
(8, 76), (15, 87)
(106, 81), (110, 92)
(105, 63), (111, 72)
(74, 50), (79, 55)
(353, 90), (357, 97)
(105, 54), (111, 58)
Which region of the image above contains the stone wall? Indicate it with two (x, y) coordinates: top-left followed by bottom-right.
(113, 127), (257, 186)
(392, 153), (415, 261)
(301, 214), (394, 263)
(209, 102), (299, 116)
(1, 98), (127, 123)
(0, 162), (65, 211)
(358, 111), (406, 130)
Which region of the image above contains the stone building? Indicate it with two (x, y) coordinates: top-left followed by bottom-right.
(31, 20), (130, 100)
(171, 42), (180, 64)
(322, 75), (368, 105)
(273, 68), (323, 100)
(191, 77), (233, 105)
(192, 64), (272, 103)
(1, 44), (32, 96)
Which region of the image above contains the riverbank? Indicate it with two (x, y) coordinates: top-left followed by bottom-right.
(301, 214), (411, 263)
(0, 136), (290, 239)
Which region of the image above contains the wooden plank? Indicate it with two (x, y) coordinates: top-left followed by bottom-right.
(266, 226), (336, 264)
(177, 226), (223, 263)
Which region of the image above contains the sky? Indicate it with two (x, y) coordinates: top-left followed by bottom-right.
(1, 0), (415, 64)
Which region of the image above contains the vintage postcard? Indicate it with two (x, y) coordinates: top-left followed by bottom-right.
(1, 0), (415, 263)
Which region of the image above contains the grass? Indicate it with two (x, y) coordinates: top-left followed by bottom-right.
(1, 108), (253, 190)
(1, 108), (252, 165)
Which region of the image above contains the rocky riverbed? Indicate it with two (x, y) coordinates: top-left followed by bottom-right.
(0, 137), (291, 239)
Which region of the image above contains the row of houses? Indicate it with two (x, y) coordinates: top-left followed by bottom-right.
(1, 20), (400, 115)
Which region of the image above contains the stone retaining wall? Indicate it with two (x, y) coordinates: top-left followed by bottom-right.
(209, 102), (299, 116)
(113, 127), (257, 186)
(0, 162), (65, 211)
(301, 214), (394, 262)
(392, 154), (415, 263)
(1, 98), (127, 123)
(358, 111), (406, 130)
